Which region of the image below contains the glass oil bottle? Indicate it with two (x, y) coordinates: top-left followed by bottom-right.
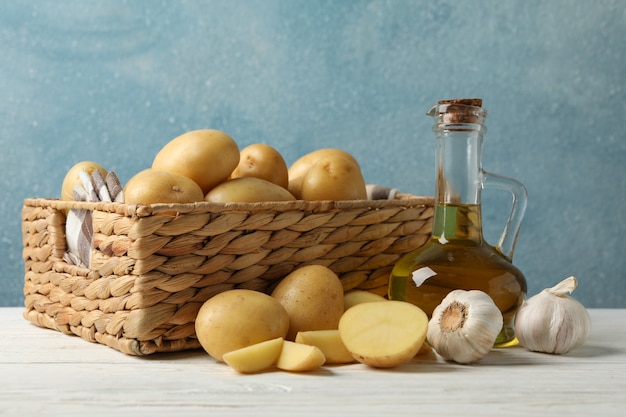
(388, 99), (528, 344)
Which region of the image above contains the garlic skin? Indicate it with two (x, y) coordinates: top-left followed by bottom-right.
(427, 289), (503, 364)
(514, 276), (591, 354)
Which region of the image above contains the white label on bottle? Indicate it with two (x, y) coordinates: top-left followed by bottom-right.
(411, 267), (437, 287)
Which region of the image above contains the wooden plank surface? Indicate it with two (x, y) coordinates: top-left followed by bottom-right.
(1, 308), (624, 416)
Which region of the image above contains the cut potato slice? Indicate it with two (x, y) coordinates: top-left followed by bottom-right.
(276, 340), (326, 372)
(338, 300), (428, 368)
(343, 290), (387, 311)
(222, 337), (284, 374)
(295, 330), (355, 364)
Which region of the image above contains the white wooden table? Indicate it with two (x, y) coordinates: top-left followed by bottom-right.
(1, 307), (624, 416)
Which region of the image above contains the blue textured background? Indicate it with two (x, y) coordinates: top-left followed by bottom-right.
(1, 1), (624, 307)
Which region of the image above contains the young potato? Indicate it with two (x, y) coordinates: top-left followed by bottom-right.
(152, 129), (240, 194)
(288, 148), (359, 198)
(271, 265), (344, 341)
(230, 144), (289, 189)
(295, 330), (355, 364)
(338, 301), (428, 368)
(300, 156), (367, 201)
(205, 177), (296, 203)
(124, 169), (205, 205)
(195, 289), (290, 362)
(61, 161), (107, 202)
(288, 148), (359, 183)
(276, 340), (326, 372)
(222, 337), (284, 374)
(343, 290), (387, 311)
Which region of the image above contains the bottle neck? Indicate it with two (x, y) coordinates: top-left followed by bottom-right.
(435, 129), (484, 205)
(432, 129), (484, 242)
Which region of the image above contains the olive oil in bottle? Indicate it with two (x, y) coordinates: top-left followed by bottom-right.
(389, 204), (526, 344)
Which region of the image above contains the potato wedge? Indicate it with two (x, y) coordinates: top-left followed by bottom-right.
(343, 290), (387, 311)
(222, 337), (284, 374)
(295, 330), (355, 364)
(338, 300), (428, 368)
(276, 340), (326, 372)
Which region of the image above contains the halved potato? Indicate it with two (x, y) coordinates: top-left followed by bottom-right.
(338, 300), (428, 368)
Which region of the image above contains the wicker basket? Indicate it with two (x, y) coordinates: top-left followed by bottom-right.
(22, 195), (434, 355)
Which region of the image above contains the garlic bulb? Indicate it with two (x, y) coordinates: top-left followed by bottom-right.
(514, 276), (591, 354)
(427, 289), (503, 364)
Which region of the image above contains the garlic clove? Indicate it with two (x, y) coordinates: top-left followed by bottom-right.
(514, 276), (591, 354)
(427, 289), (503, 364)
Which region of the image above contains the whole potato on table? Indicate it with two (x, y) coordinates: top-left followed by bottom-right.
(195, 289), (290, 362)
(271, 265), (344, 341)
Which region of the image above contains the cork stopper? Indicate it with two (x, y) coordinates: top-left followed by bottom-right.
(433, 98), (485, 124)
(438, 98), (483, 107)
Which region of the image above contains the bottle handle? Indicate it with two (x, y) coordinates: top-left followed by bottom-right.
(481, 171), (528, 261)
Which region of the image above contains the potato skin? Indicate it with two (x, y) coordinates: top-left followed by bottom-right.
(205, 177), (296, 203)
(288, 148), (360, 199)
(300, 155), (367, 201)
(288, 148), (358, 182)
(123, 168), (204, 205)
(343, 290), (387, 311)
(195, 289), (290, 362)
(230, 143), (289, 189)
(271, 265), (344, 341)
(152, 129), (240, 194)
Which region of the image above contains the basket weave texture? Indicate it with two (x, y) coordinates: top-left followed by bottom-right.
(22, 195), (433, 355)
